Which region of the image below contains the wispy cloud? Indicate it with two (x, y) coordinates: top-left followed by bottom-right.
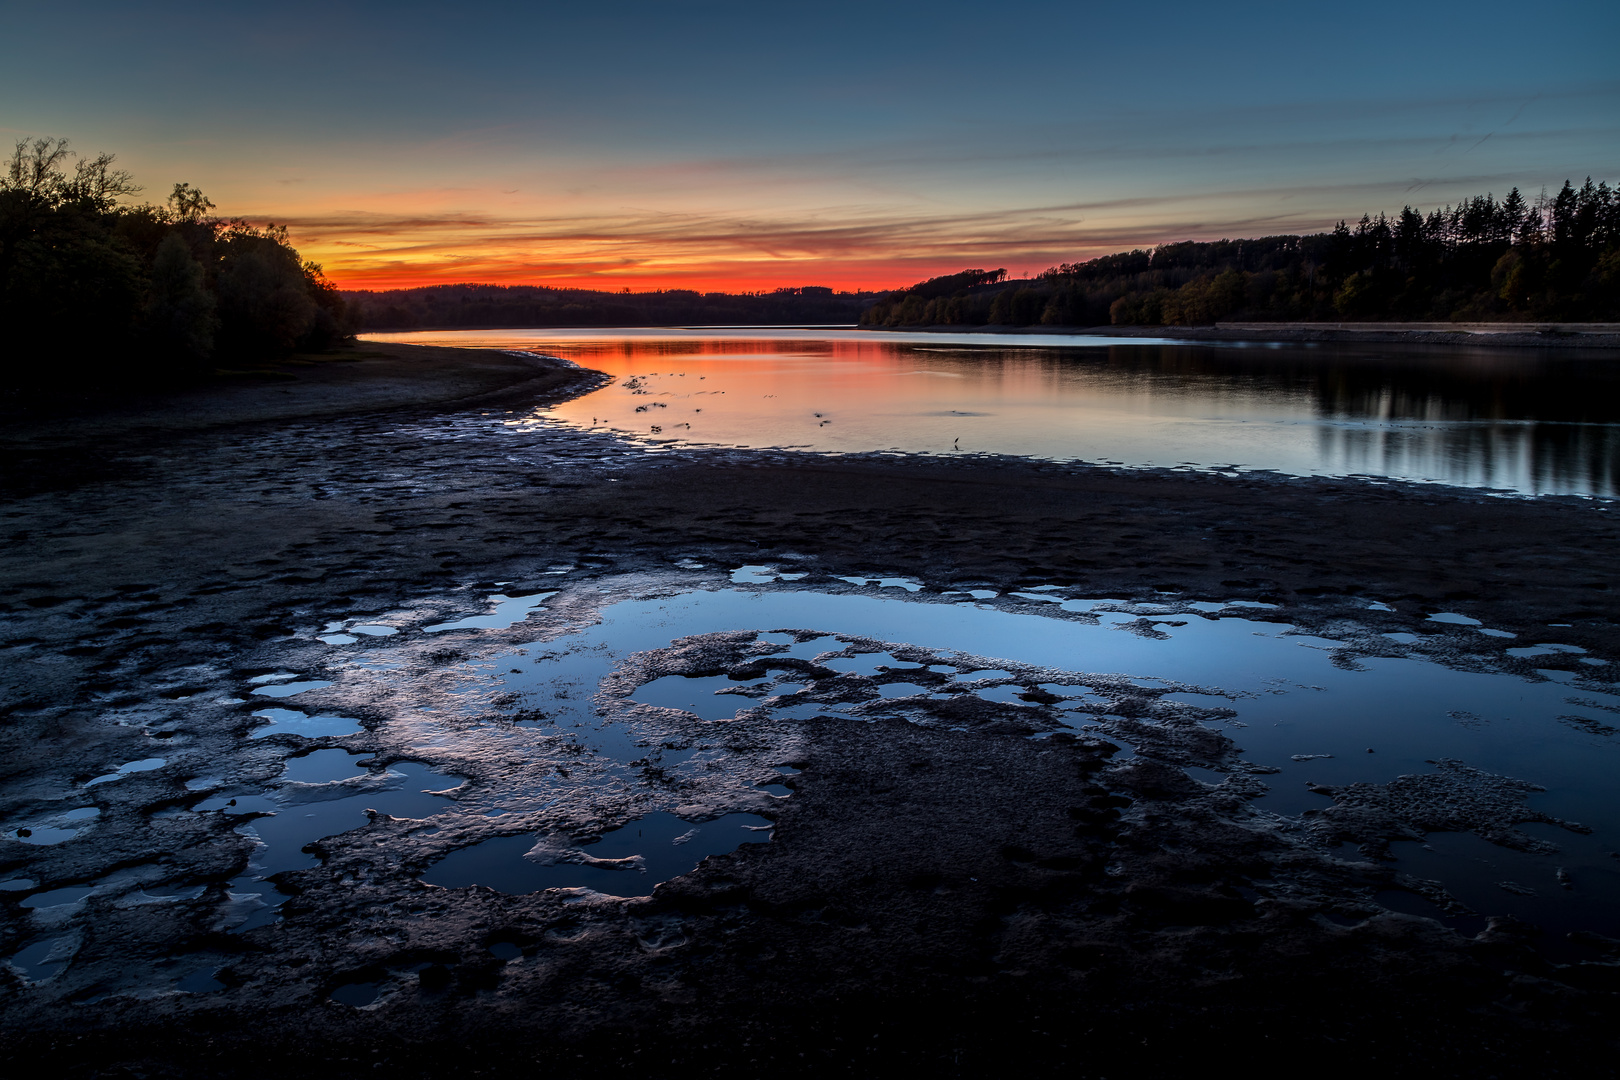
(204, 82), (1618, 292)
(280, 168), (1597, 291)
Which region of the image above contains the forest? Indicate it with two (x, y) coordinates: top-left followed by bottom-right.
(861, 179), (1620, 328)
(0, 138), (351, 387)
(346, 283), (874, 331)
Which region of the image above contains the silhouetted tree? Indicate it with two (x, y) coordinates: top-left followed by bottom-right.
(145, 232), (217, 366)
(0, 136), (354, 387)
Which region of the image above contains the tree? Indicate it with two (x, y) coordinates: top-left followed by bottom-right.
(215, 227), (319, 356)
(145, 232), (217, 366)
(167, 182), (214, 223)
(1, 135), (356, 386)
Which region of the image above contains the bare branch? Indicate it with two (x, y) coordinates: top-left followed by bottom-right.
(71, 152), (141, 206)
(3, 136), (74, 195)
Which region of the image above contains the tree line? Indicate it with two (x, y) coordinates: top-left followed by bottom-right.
(348, 283), (875, 331)
(8, 137), (1612, 388)
(0, 138), (352, 388)
(860, 179), (1620, 328)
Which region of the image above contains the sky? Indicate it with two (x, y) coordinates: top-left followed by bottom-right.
(3, 0), (1617, 293)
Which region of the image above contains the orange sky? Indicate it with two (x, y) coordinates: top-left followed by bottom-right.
(10, 4), (1610, 297)
(272, 181), (1460, 294)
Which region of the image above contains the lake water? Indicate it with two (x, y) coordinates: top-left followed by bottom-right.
(365, 327), (1620, 496)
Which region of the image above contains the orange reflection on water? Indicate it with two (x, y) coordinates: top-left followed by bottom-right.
(362, 328), (1620, 495)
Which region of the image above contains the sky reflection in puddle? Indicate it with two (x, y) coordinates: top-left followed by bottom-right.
(190, 756), (466, 929)
(421, 811), (771, 897)
(412, 579), (1620, 934)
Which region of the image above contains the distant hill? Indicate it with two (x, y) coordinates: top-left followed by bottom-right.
(861, 178), (1619, 327)
(345, 284), (877, 331)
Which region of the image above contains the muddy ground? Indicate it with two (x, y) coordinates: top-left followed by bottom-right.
(2, 343), (1618, 1077)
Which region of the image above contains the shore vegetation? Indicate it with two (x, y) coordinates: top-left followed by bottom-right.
(0, 138), (352, 388)
(346, 283), (877, 332)
(860, 179), (1620, 327)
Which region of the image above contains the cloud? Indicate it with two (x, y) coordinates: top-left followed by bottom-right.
(274, 166), (1590, 292)
(228, 81), (1616, 293)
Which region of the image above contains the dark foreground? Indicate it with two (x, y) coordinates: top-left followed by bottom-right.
(2, 345), (1617, 1077)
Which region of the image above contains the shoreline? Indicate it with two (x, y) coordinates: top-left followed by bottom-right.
(349, 321), (1620, 350)
(861, 321), (1620, 349)
(3, 342), (1617, 1074)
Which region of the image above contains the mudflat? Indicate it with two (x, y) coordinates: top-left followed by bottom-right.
(2, 343), (1616, 1076)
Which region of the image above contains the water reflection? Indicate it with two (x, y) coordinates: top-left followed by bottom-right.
(365, 329), (1620, 495)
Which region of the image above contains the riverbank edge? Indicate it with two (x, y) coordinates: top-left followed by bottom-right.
(864, 322), (1620, 348)
(0, 342), (603, 440)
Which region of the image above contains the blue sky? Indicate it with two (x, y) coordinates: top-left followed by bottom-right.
(3, 0), (1615, 288)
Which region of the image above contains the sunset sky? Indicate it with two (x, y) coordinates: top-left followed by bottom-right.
(4, 0), (1616, 292)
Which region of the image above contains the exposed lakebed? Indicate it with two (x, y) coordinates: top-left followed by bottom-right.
(10, 564), (1617, 993)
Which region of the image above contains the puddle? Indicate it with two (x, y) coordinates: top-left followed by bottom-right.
(876, 682), (932, 699)
(191, 758), (466, 929)
(19, 885), (99, 910)
(282, 748), (371, 784)
(1389, 830), (1620, 950)
(6, 935), (75, 981)
(634, 673), (761, 721)
(425, 592), (557, 633)
(422, 811), (772, 897)
(974, 685), (1039, 705)
(248, 708), (365, 740)
(84, 757), (166, 786)
(756, 632), (837, 660)
(1509, 643), (1587, 659)
(330, 980), (380, 1007)
(318, 622), (400, 646)
(7, 807), (101, 845)
(820, 651), (906, 675)
(251, 680), (332, 699)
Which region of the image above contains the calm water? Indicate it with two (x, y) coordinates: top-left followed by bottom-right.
(365, 327), (1620, 496)
(217, 578), (1620, 942)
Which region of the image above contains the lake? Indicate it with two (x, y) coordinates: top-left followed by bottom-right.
(364, 327), (1620, 496)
